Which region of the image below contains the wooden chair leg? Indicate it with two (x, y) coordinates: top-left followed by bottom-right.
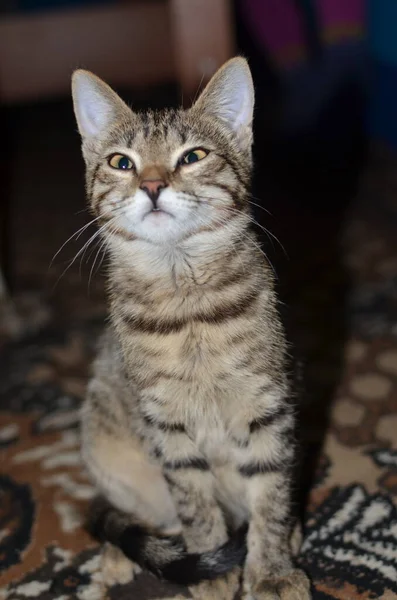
(170, 0), (235, 104)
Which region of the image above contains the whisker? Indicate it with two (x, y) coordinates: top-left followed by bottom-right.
(209, 219), (247, 276)
(194, 210), (277, 279)
(192, 72), (206, 105)
(52, 221), (111, 291)
(247, 194), (273, 216)
(192, 193), (287, 259)
(223, 216), (276, 277)
(79, 228), (105, 277)
(87, 234), (110, 293)
(223, 206), (288, 259)
(181, 212), (247, 277)
(94, 236), (111, 277)
(49, 215), (103, 269)
(74, 207), (91, 215)
(79, 209), (126, 273)
(81, 236), (101, 278)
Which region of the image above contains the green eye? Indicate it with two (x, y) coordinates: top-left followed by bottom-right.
(181, 148), (208, 165)
(108, 154), (134, 170)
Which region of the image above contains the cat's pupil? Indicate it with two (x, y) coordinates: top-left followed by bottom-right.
(186, 152), (199, 164)
(118, 156), (130, 169)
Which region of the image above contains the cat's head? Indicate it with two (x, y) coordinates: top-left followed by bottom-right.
(72, 57), (254, 246)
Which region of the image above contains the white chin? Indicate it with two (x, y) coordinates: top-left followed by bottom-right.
(143, 210), (172, 225)
(137, 213), (183, 243)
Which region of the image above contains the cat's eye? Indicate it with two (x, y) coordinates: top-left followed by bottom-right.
(180, 148), (209, 166)
(108, 154), (134, 170)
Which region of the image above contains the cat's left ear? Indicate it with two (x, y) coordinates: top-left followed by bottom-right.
(192, 57), (254, 149)
(72, 70), (131, 140)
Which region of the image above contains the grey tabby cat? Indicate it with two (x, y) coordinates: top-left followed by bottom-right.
(72, 57), (311, 600)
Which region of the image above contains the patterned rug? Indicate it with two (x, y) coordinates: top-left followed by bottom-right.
(1, 152), (397, 599)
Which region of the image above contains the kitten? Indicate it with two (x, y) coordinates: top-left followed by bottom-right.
(72, 57), (311, 600)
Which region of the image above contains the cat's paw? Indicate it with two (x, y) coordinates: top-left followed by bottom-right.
(243, 569), (311, 600)
(189, 568), (240, 600)
(101, 542), (141, 587)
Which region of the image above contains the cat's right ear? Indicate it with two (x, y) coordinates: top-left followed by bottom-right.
(191, 57), (254, 150)
(72, 70), (130, 140)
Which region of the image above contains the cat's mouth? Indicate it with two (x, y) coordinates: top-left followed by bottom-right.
(143, 208), (174, 220)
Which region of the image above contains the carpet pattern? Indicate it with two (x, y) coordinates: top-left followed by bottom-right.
(1, 157), (397, 599)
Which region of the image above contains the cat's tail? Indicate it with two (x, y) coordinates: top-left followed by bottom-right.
(88, 497), (247, 585)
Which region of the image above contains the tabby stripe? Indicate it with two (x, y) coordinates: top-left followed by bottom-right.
(142, 413), (186, 433)
(193, 221), (230, 236)
(279, 423), (297, 446)
(110, 227), (136, 242)
(201, 160), (225, 177)
(198, 289), (259, 321)
(217, 153), (248, 190)
(177, 125), (187, 145)
(161, 121), (169, 138)
(94, 188), (114, 214)
(143, 370), (189, 385)
(125, 131), (135, 148)
(153, 446), (163, 459)
(122, 289), (259, 335)
(180, 515), (195, 527)
(142, 113), (150, 138)
(238, 458), (285, 477)
(265, 514), (292, 534)
(231, 436), (250, 449)
(164, 457), (210, 471)
(98, 214), (114, 224)
(249, 405), (290, 433)
(213, 182), (244, 208)
(217, 268), (249, 290)
(90, 394), (117, 423)
(123, 313), (184, 335)
(96, 173), (114, 185)
(89, 163), (101, 203)
(208, 182), (234, 198)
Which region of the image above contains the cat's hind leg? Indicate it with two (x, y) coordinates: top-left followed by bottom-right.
(241, 470), (311, 600)
(81, 370), (181, 535)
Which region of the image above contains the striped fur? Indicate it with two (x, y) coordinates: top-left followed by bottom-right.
(72, 58), (311, 599)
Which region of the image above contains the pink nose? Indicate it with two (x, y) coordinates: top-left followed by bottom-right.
(140, 179), (167, 206)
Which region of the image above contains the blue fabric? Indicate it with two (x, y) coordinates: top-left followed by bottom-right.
(368, 59), (397, 149)
(368, 0), (397, 64)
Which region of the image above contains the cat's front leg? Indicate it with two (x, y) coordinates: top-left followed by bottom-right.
(237, 416), (311, 599)
(165, 464), (240, 600)
(242, 472), (310, 599)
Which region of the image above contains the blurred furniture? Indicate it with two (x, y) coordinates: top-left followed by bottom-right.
(0, 0), (234, 104)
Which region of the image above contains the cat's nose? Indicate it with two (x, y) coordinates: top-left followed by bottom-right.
(140, 179), (167, 207)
